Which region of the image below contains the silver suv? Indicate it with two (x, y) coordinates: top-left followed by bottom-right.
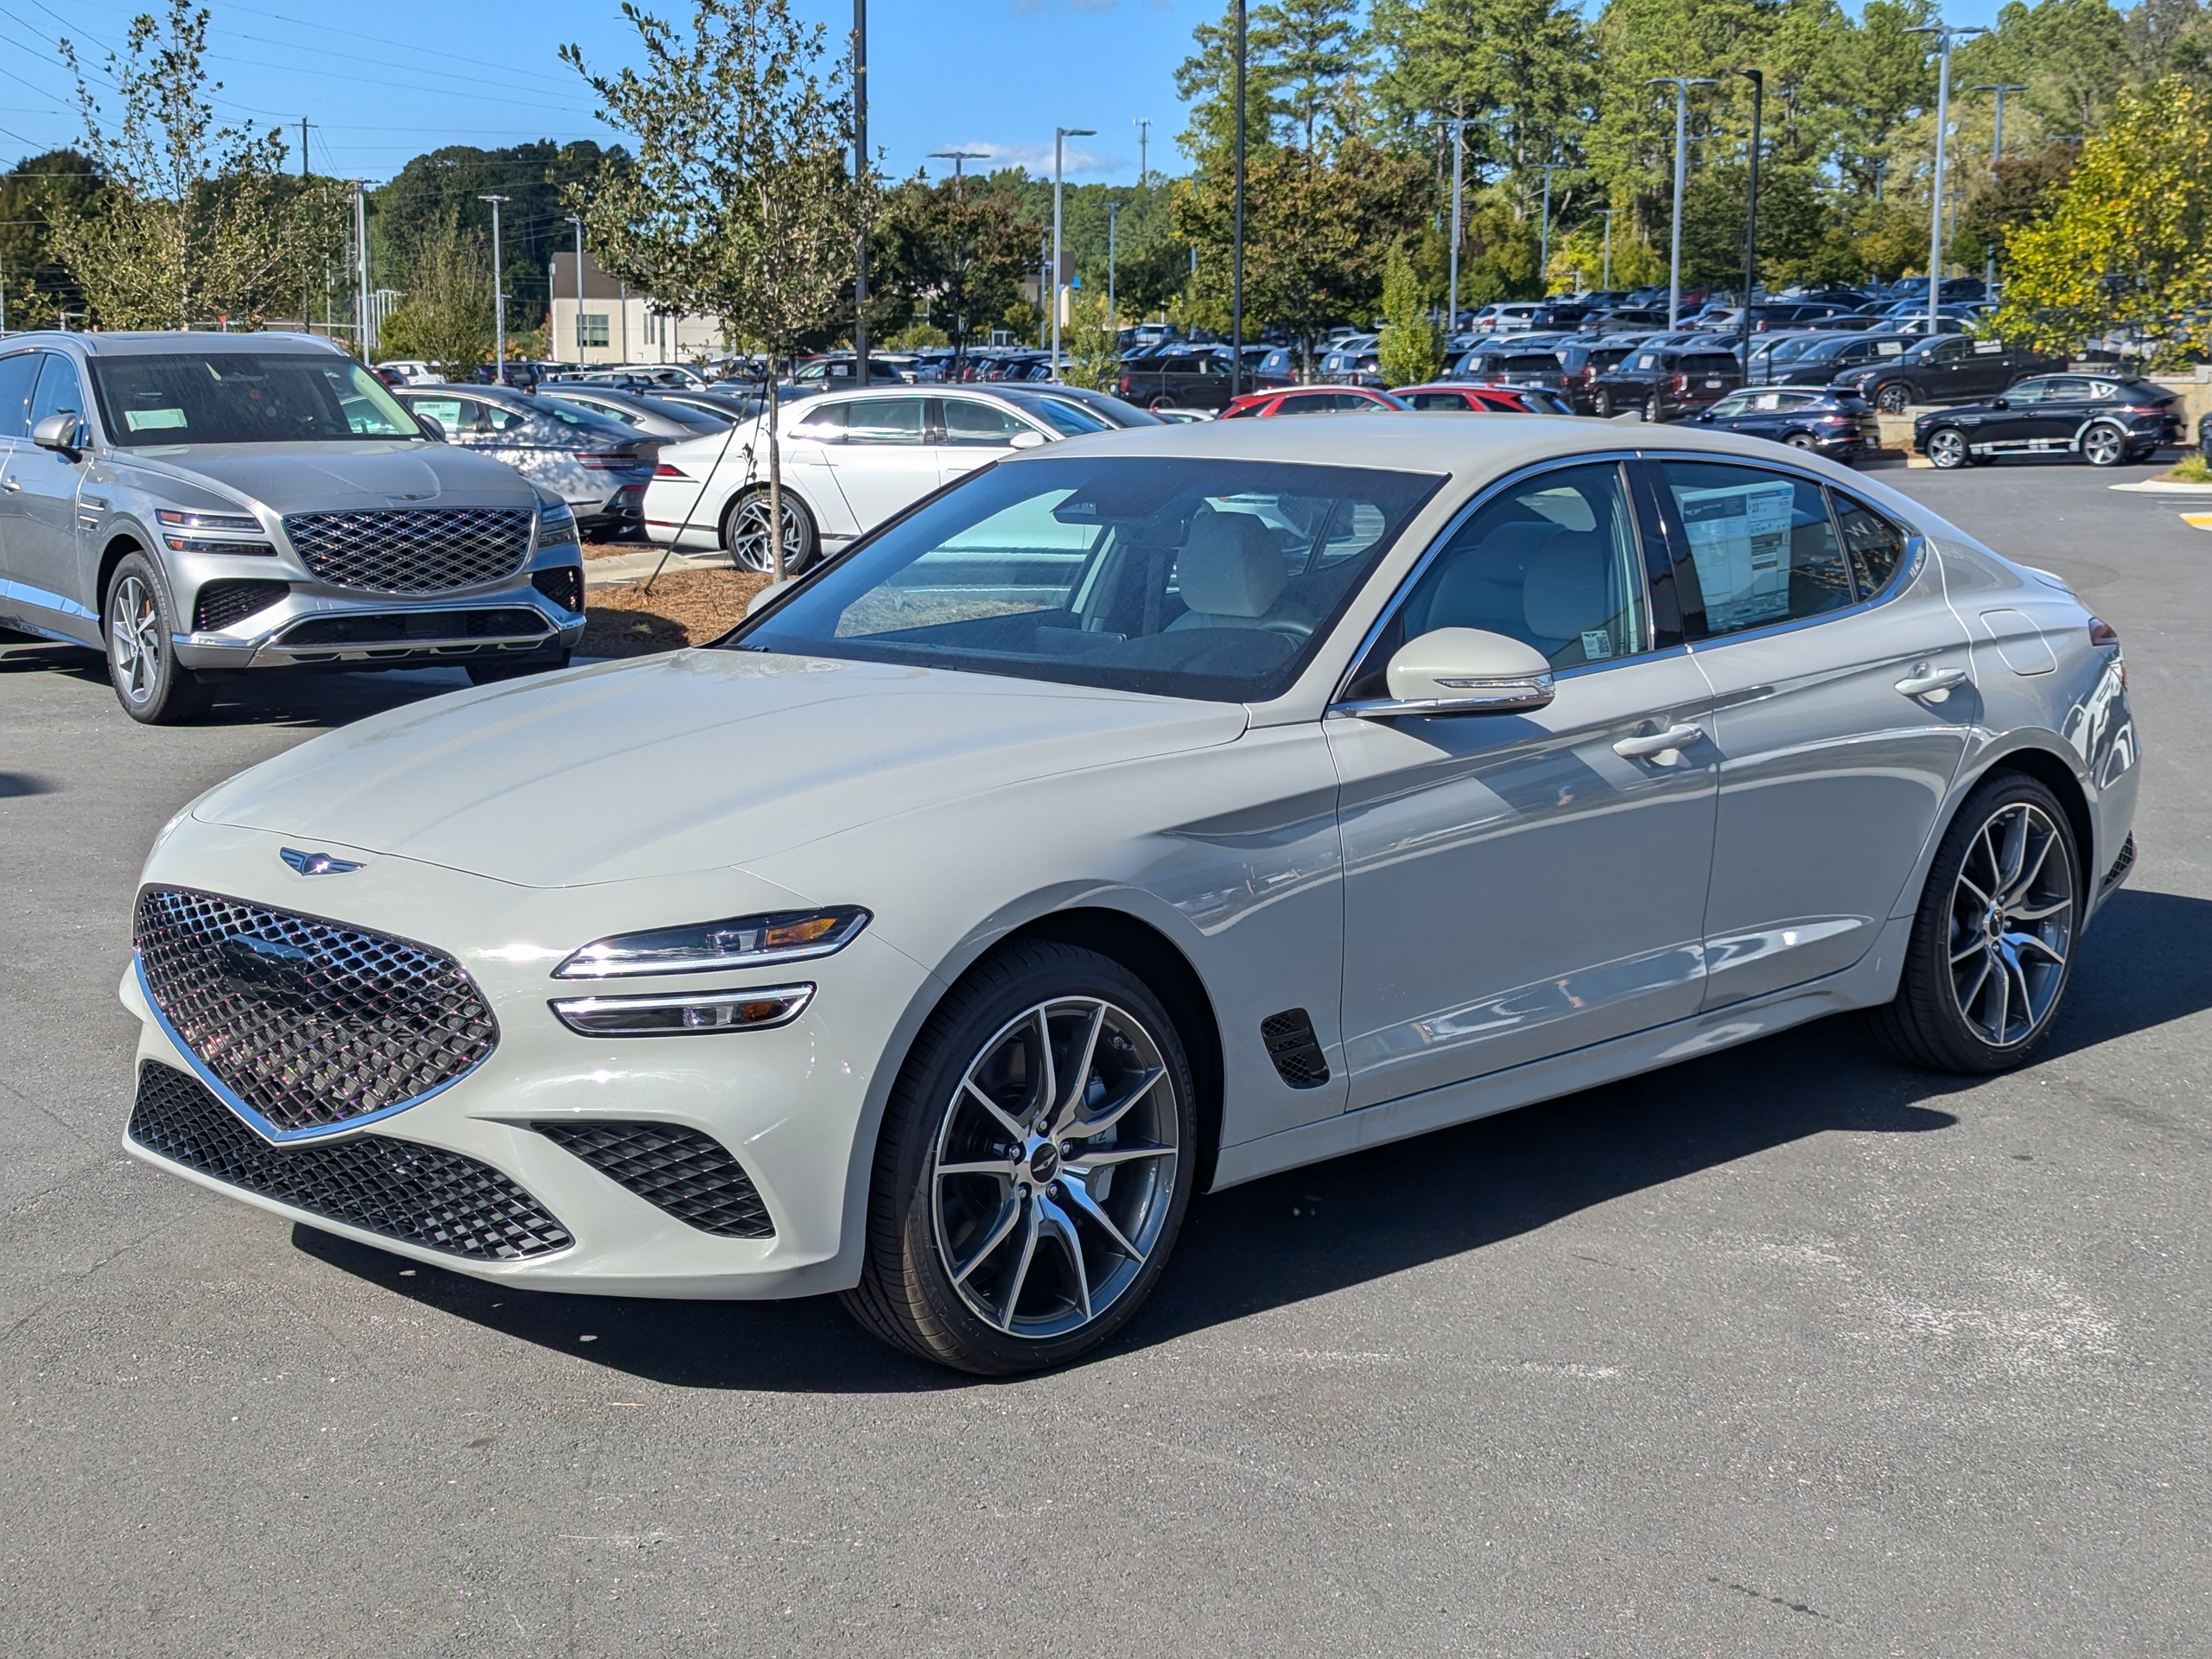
(0, 331), (587, 723)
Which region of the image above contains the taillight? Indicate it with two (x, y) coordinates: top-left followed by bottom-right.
(573, 452), (631, 470)
(652, 462), (690, 478)
(2088, 617), (2120, 648)
(1672, 373), (1689, 391)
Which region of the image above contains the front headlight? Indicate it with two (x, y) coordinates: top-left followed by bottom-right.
(552, 906), (870, 980)
(537, 502), (580, 548)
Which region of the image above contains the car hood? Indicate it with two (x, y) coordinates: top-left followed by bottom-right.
(189, 650), (1250, 887)
(113, 442), (540, 515)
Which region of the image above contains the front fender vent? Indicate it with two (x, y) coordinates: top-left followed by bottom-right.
(1260, 1008), (1330, 1089)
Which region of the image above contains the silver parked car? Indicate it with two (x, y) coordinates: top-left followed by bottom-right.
(391, 384), (659, 538)
(0, 332), (587, 723)
(537, 384), (730, 440)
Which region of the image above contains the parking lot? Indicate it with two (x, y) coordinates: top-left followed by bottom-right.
(3, 461), (2205, 1655)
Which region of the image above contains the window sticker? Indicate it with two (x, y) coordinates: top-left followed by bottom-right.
(1678, 478), (1796, 632)
(124, 407), (188, 431)
(1974, 340), (2002, 353)
(1580, 628), (1613, 660)
(1876, 341), (1904, 356)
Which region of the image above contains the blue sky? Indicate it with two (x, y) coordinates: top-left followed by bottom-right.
(0, 0), (1205, 184)
(1, 0), (2016, 184)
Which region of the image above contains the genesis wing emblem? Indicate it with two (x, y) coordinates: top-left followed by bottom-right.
(280, 847), (364, 876)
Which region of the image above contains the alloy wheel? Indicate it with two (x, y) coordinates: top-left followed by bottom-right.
(1877, 385), (1909, 414)
(1947, 801), (2075, 1048)
(1926, 429), (1967, 469)
(108, 575), (163, 706)
(727, 493), (806, 574)
(2081, 423), (2125, 467)
(928, 995), (1180, 1342)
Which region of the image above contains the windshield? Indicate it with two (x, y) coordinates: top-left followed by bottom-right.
(89, 351), (421, 445)
(998, 390), (1110, 436)
(729, 455), (1444, 702)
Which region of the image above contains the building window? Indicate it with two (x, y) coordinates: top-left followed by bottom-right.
(577, 313), (610, 348)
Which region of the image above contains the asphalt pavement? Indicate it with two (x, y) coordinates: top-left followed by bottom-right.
(2, 460), (2205, 1656)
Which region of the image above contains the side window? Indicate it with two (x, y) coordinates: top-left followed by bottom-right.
(843, 396), (928, 445)
(449, 398), (497, 435)
(2002, 379), (2049, 404)
(939, 397), (1028, 446)
(790, 401), (849, 443)
(0, 353), (39, 439)
(1834, 495), (1909, 596)
(1659, 461), (1853, 636)
(1385, 462), (1650, 671)
(480, 401), (531, 433)
(28, 353), (86, 429)
(405, 396), (467, 434)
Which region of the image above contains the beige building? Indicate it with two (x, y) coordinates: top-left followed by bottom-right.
(548, 250), (727, 365)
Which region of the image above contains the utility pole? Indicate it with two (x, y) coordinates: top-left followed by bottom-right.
(1734, 67), (1763, 379)
(1910, 22), (1985, 336)
(1052, 125), (1095, 378)
(350, 181), (370, 359)
(853, 0), (869, 388)
(1231, 0), (1247, 398)
(566, 213), (586, 361)
(1134, 117), (1150, 187)
(1039, 234), (1050, 348)
(1974, 82), (2025, 180)
(1599, 207), (1616, 291)
(1107, 199), (1120, 326)
(1649, 77), (1717, 328)
(1535, 159), (1574, 296)
(1441, 115), (1471, 328)
(299, 118), (313, 334)
(479, 194), (509, 378)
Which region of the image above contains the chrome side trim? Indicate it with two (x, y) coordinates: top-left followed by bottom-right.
(0, 576), (98, 621)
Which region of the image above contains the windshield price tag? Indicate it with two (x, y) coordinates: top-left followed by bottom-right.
(1876, 341), (1904, 356)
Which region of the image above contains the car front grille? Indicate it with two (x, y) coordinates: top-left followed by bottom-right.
(276, 607), (550, 647)
(283, 508), (533, 594)
(532, 1120), (775, 1238)
(130, 1062), (570, 1261)
(134, 886), (499, 1136)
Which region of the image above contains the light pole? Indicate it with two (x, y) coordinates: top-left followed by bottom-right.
(1134, 117), (1150, 187)
(1535, 159), (1574, 296)
(565, 213), (586, 362)
(1052, 124), (1095, 379)
(351, 181), (370, 360)
(479, 194), (509, 378)
(1649, 77), (1716, 327)
(1599, 207), (1616, 291)
(1440, 115), (1472, 327)
(1107, 199), (1120, 326)
(853, 0), (869, 387)
(1733, 67), (1763, 379)
(1231, 0), (1247, 397)
(1974, 81), (2026, 180)
(1910, 22), (1986, 336)
(931, 149), (988, 374)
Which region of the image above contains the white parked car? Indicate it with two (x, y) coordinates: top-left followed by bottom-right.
(640, 385), (1112, 572)
(372, 359), (437, 385)
(122, 416), (2138, 1374)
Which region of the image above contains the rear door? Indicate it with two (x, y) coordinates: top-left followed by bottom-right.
(0, 352), (93, 639)
(820, 393), (943, 529)
(0, 349), (39, 617)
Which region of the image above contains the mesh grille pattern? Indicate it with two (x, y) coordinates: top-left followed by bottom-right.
(135, 886), (499, 1135)
(533, 1120), (774, 1238)
(531, 564), (586, 614)
(194, 579), (290, 632)
(280, 608), (548, 646)
(131, 1063), (570, 1261)
(1261, 1008), (1331, 1089)
(283, 508), (532, 594)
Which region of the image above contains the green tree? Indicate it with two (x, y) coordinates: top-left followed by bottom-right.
(0, 150), (103, 328)
(1376, 241), (1445, 384)
(1176, 0), (1287, 163)
(868, 173), (1034, 360)
(374, 209), (496, 379)
(1058, 283), (1122, 390)
(566, 0), (865, 579)
(48, 1), (347, 331)
(1368, 0), (1596, 186)
(1948, 143), (2080, 270)
(1255, 0), (1366, 149)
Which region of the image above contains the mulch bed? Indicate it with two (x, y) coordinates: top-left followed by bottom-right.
(583, 567), (772, 657)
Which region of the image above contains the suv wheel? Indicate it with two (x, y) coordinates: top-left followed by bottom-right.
(1643, 391), (1663, 423)
(721, 487), (817, 575)
(1860, 773), (2080, 1073)
(1147, 395), (1179, 412)
(1784, 432), (1817, 451)
(842, 941), (1197, 1375)
(1923, 427), (1969, 469)
(1875, 383), (1911, 414)
(1592, 387), (1614, 417)
(105, 553), (211, 725)
(2080, 421), (2127, 467)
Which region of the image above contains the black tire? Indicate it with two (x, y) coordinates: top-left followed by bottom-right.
(467, 650), (571, 686)
(1592, 387), (1614, 417)
(1923, 427), (1969, 470)
(105, 552), (211, 725)
(842, 941), (1198, 1375)
(2080, 421), (2127, 467)
(1147, 395), (1179, 413)
(1784, 431), (1818, 451)
(1644, 391), (1663, 423)
(1875, 383), (1910, 415)
(721, 487), (818, 575)
(1860, 772), (2082, 1074)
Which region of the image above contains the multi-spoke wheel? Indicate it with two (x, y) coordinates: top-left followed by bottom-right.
(2080, 421), (2127, 467)
(1924, 427), (1968, 469)
(1876, 383), (1910, 415)
(721, 487), (817, 575)
(843, 942), (1196, 1373)
(1862, 773), (2082, 1073)
(105, 552), (210, 724)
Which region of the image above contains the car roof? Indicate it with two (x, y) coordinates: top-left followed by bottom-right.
(2, 330), (347, 358)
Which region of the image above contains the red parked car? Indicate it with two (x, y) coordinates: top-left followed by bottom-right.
(1394, 382), (1576, 415)
(1220, 385), (1409, 418)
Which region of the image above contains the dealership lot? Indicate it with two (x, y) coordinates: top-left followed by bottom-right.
(2, 462), (2205, 1654)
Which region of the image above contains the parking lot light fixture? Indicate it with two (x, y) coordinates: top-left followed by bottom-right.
(1732, 67), (1763, 382)
(1648, 78), (1716, 328)
(1599, 207), (1616, 292)
(1440, 116), (1472, 328)
(1052, 125), (1094, 378)
(479, 194), (510, 378)
(1910, 23), (1986, 335)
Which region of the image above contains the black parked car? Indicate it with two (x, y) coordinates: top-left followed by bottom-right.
(1680, 386), (1881, 461)
(1914, 373), (2183, 469)
(1116, 350), (1289, 411)
(1557, 337), (1651, 412)
(1588, 343), (1742, 419)
(1832, 334), (2064, 413)
(1765, 332), (1921, 389)
(1453, 343), (1571, 393)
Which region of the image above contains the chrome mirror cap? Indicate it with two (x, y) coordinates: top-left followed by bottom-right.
(30, 412), (84, 454)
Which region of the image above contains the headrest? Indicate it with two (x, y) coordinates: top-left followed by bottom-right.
(1522, 532), (1614, 640)
(1178, 512), (1287, 620)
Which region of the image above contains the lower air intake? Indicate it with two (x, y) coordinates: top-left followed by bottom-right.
(1260, 1008), (1331, 1088)
(532, 1120), (774, 1239)
(130, 1062), (572, 1262)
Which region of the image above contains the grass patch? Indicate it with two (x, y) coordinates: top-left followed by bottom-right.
(2158, 452), (2212, 484)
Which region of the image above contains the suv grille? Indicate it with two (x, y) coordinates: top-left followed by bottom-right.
(284, 508), (532, 594)
(131, 1063), (570, 1261)
(134, 886), (499, 1136)
(533, 1120), (774, 1238)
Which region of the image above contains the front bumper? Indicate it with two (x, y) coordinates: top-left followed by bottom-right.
(120, 823), (935, 1297)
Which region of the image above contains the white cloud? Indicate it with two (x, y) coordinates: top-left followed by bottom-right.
(937, 140), (1124, 177)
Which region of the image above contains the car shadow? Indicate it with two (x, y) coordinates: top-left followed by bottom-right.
(1, 636), (475, 730)
(290, 885), (2205, 1394)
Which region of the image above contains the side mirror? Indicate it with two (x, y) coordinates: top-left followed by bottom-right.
(414, 414), (448, 442)
(745, 578), (794, 618)
(31, 411), (85, 454)
(1351, 627), (1556, 717)
(1989, 397), (2008, 410)
(1008, 429), (1049, 449)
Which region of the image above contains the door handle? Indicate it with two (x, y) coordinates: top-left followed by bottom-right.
(1613, 723), (1704, 760)
(0, 477), (18, 493)
(1895, 664), (1967, 697)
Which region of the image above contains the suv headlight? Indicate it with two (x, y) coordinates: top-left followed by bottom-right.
(552, 906), (870, 979)
(537, 501), (580, 548)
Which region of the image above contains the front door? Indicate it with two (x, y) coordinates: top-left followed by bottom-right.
(0, 353), (93, 639)
(1645, 457), (1974, 1007)
(935, 395), (1034, 481)
(821, 393), (943, 530)
(0, 349), (39, 621)
(1330, 460), (1718, 1108)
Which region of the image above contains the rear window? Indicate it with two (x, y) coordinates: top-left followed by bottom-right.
(1502, 354), (1561, 372)
(1683, 355), (1737, 374)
